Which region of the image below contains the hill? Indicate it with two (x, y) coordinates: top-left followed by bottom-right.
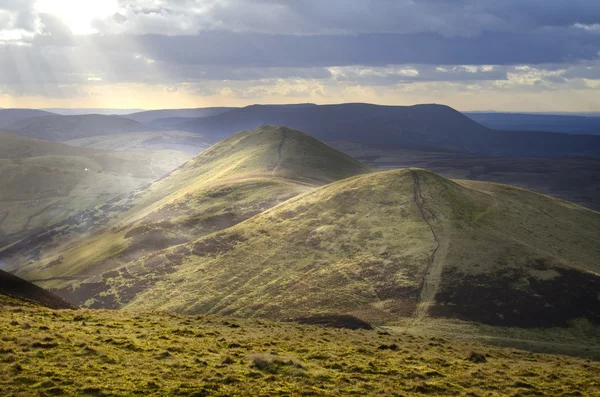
(126, 107), (236, 125)
(176, 103), (600, 157)
(466, 112), (600, 135)
(62, 169), (600, 329)
(2, 127), (371, 292)
(0, 109), (55, 128)
(0, 133), (191, 245)
(332, 141), (600, 212)
(0, 269), (74, 309)
(5, 114), (151, 141)
(1, 307), (598, 396)
(63, 130), (212, 155)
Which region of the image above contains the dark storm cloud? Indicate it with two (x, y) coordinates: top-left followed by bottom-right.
(121, 29), (599, 67)
(0, 0), (599, 98)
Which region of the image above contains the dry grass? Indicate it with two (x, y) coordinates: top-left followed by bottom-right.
(1, 297), (598, 396)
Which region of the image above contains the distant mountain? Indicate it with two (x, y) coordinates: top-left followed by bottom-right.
(0, 269), (75, 309)
(5, 114), (151, 141)
(466, 112), (600, 135)
(127, 107), (236, 125)
(175, 103), (600, 157)
(3, 127), (370, 299)
(42, 108), (144, 116)
(0, 109), (55, 128)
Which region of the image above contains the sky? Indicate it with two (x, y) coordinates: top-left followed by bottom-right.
(0, 0), (600, 111)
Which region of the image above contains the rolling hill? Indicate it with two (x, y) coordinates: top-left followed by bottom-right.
(0, 108), (55, 128)
(0, 269), (74, 309)
(5, 114), (151, 141)
(175, 103), (600, 157)
(0, 133), (191, 245)
(63, 130), (213, 155)
(60, 168), (600, 329)
(2, 127), (371, 294)
(332, 141), (600, 212)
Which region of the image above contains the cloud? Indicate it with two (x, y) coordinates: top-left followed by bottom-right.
(0, 0), (598, 108)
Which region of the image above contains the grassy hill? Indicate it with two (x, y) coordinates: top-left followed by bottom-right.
(2, 302), (598, 396)
(0, 270), (74, 309)
(5, 114), (150, 141)
(61, 169), (600, 329)
(0, 133), (191, 245)
(332, 141), (600, 212)
(3, 127), (371, 294)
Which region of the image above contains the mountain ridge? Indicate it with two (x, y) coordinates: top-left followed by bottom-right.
(172, 103), (600, 157)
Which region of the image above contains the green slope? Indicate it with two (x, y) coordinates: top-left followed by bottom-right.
(4, 126), (371, 292)
(69, 169), (599, 328)
(0, 133), (191, 245)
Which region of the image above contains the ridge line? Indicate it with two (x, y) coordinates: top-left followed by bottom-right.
(411, 170), (441, 324)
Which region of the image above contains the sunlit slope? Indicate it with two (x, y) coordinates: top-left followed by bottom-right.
(0, 133), (191, 244)
(75, 169), (600, 327)
(6, 127), (371, 291)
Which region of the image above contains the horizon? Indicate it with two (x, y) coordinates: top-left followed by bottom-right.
(2, 102), (600, 116)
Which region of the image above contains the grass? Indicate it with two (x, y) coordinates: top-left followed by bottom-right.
(1, 296), (598, 396)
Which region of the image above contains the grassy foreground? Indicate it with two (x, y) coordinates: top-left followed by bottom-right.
(1, 298), (598, 396)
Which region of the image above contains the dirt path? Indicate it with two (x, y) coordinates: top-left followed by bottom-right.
(271, 129), (287, 176)
(410, 171), (446, 324)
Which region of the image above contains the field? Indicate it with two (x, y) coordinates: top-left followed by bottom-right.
(1, 296), (598, 396)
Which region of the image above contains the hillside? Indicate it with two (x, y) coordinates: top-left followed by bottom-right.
(2, 307), (598, 396)
(3, 127), (371, 293)
(176, 103), (600, 157)
(0, 269), (74, 309)
(126, 107), (236, 124)
(64, 130), (213, 155)
(5, 114), (150, 141)
(0, 133), (191, 245)
(62, 169), (600, 329)
(0, 108), (55, 128)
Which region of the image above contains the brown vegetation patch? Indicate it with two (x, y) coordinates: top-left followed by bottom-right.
(191, 233), (247, 257)
(293, 315), (373, 330)
(54, 282), (111, 308)
(430, 266), (600, 327)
